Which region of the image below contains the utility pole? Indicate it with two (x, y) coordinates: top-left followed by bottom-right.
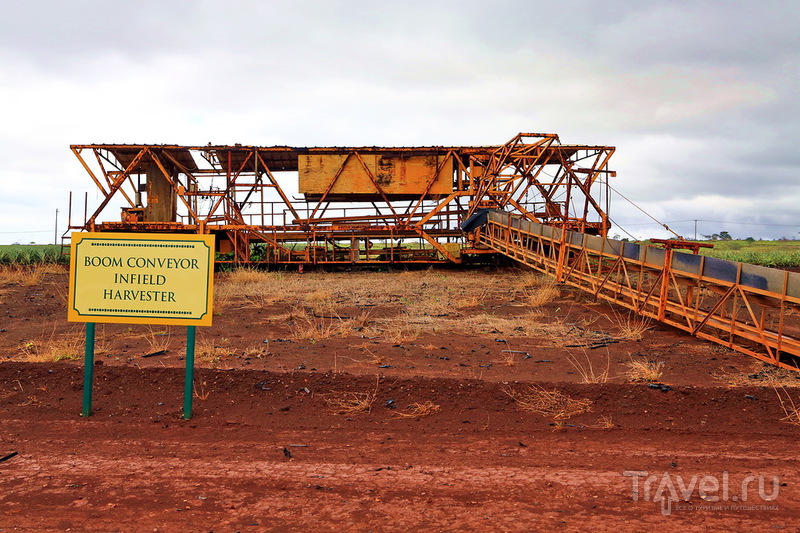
(694, 219), (698, 241)
(54, 208), (59, 245)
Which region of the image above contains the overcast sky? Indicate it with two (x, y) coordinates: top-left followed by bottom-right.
(1, 0), (798, 244)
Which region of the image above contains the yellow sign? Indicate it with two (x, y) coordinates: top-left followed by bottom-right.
(68, 232), (215, 326)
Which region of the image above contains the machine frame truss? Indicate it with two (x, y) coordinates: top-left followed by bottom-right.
(479, 211), (800, 369)
(68, 134), (614, 265)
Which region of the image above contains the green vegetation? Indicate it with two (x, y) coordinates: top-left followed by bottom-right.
(4, 238), (797, 269)
(0, 244), (67, 265)
(698, 239), (800, 268)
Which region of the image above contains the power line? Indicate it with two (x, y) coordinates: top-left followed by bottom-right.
(605, 182), (682, 238)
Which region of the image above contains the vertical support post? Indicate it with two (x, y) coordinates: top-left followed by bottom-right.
(555, 231), (569, 283)
(184, 326), (196, 420)
(657, 249), (673, 321)
(81, 322), (96, 417)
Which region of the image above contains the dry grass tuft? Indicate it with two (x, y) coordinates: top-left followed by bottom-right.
(567, 349), (611, 383)
(143, 326), (173, 355)
(196, 339), (230, 367)
(523, 282), (560, 307)
(288, 308), (363, 340)
(454, 288), (490, 309)
(378, 316), (421, 344)
(18, 329), (84, 362)
(624, 357), (665, 382)
(393, 401), (441, 419)
(499, 349), (517, 367)
(0, 265), (47, 286)
(213, 269), (285, 312)
(324, 376), (379, 415)
(592, 415), (616, 429)
(194, 380), (211, 401)
(224, 268), (273, 285)
(614, 312), (652, 341)
(504, 384), (593, 421)
(773, 385), (800, 426)
(213, 290), (235, 315)
(324, 391), (377, 414)
(305, 289), (334, 302)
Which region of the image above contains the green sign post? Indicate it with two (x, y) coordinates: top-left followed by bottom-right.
(68, 232), (215, 419)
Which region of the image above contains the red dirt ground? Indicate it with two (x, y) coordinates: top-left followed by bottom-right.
(1, 268), (799, 531)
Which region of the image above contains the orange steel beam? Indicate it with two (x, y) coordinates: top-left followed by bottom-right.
(68, 134), (613, 265)
(478, 210), (800, 371)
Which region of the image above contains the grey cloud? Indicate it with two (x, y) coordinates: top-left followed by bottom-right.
(0, 1), (797, 243)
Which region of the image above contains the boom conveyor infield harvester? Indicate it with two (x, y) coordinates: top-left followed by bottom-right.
(68, 132), (800, 371)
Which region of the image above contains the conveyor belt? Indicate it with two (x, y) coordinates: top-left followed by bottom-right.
(478, 210), (800, 370)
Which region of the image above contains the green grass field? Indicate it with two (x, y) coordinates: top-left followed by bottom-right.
(0, 244), (67, 265)
(697, 239), (800, 268)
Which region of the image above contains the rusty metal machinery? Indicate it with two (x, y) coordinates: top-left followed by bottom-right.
(69, 132), (799, 370)
(476, 211), (800, 370)
(68, 133), (614, 265)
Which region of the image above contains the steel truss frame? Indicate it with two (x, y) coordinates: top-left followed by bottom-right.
(69, 133), (614, 265)
(479, 211), (800, 369)
(466, 133), (614, 236)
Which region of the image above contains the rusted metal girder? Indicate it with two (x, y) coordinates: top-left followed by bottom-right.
(478, 210), (800, 371)
(466, 133), (615, 236)
(68, 134), (614, 265)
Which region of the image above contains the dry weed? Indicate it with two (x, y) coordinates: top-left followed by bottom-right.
(324, 391), (376, 414)
(196, 339), (229, 367)
(288, 308), (359, 340)
(0, 265), (46, 286)
(345, 343), (386, 365)
(592, 415), (616, 429)
(614, 311), (652, 341)
(518, 271), (560, 306)
(495, 338), (524, 366)
(242, 344), (269, 358)
(624, 357), (664, 382)
(38, 263), (68, 275)
(213, 269), (288, 313)
(18, 330), (84, 362)
(360, 345), (385, 365)
(304, 288), (335, 303)
(504, 384), (593, 421)
(567, 349), (611, 383)
(144, 326), (173, 354)
(324, 377), (379, 415)
(194, 380), (211, 401)
(454, 288), (489, 309)
(458, 312), (551, 337)
(773, 385), (800, 426)
(500, 349), (517, 366)
(713, 363), (800, 388)
(394, 401), (441, 419)
(379, 316), (421, 344)
(213, 284), (237, 315)
(416, 343), (438, 351)
(523, 283), (560, 307)
(225, 268), (273, 285)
